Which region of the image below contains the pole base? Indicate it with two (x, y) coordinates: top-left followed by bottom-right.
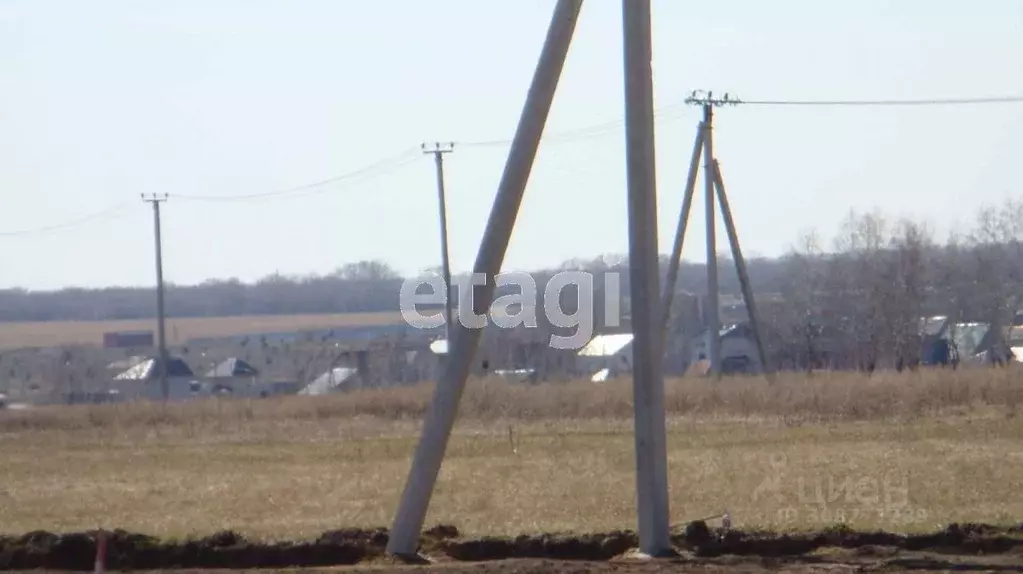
(614, 546), (681, 562)
(384, 551), (433, 565)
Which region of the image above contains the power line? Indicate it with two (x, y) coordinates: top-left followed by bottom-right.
(173, 147), (423, 203)
(0, 202), (133, 237)
(0, 149), (424, 235)
(6, 90), (1021, 234)
(461, 91), (1023, 149)
(267, 153), (424, 202)
(744, 95), (1023, 106)
(684, 89), (1023, 107)
(461, 101), (688, 148)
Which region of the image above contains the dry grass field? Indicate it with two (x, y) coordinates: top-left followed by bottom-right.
(2, 368), (1022, 546)
(0, 312), (405, 350)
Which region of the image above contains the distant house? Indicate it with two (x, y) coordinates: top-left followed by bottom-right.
(425, 328), (558, 381)
(113, 356), (194, 380)
(690, 324), (762, 375)
(1010, 311), (1023, 352)
(105, 355), (148, 372)
(919, 318), (1016, 367)
(299, 367), (359, 396)
(1009, 314), (1023, 362)
(108, 355), (201, 401)
(920, 316), (956, 366)
(205, 357), (259, 379)
(577, 333), (633, 382)
(949, 322), (995, 359)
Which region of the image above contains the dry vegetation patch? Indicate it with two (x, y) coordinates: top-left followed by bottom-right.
(0, 369), (1021, 544)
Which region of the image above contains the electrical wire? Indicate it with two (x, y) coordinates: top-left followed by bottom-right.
(461, 101), (689, 148)
(173, 146), (423, 203)
(0, 202), (133, 238)
(457, 91), (1023, 148)
(737, 94), (1023, 107)
(1, 149), (424, 235)
(7, 91), (1021, 233)
(274, 153), (424, 201)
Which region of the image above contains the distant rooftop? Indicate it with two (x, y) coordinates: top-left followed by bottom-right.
(578, 333), (633, 357)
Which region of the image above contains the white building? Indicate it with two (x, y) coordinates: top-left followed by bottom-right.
(577, 333), (634, 382)
(108, 355), (206, 401)
(299, 367), (360, 396)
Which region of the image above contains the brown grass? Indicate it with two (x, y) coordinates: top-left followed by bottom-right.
(1, 369), (1022, 541)
(0, 312), (405, 350)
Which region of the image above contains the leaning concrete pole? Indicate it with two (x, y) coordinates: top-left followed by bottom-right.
(712, 159), (772, 380)
(660, 123), (705, 338)
(386, 0), (583, 557)
(622, 0), (672, 555)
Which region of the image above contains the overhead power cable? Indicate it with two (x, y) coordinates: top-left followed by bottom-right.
(685, 90), (1023, 108)
(461, 92), (1023, 150)
(173, 147), (423, 203)
(0, 202), (133, 238)
(6, 90), (1021, 233)
(461, 101), (689, 148)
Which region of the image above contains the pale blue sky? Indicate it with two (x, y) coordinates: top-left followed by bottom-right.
(1, 0), (1021, 290)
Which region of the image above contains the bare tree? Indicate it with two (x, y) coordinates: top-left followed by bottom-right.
(885, 219), (932, 370)
(828, 209), (892, 371)
(965, 199), (1023, 364)
(777, 229), (827, 371)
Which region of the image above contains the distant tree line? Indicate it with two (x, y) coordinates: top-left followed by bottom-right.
(0, 249), (791, 324)
(0, 260), (408, 322)
(0, 258), (790, 323)
(765, 201), (1023, 370)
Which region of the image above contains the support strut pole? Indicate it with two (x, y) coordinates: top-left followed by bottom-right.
(712, 159), (772, 380)
(660, 123), (705, 340)
(386, 0), (583, 557)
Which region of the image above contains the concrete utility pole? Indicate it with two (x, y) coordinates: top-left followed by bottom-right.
(712, 160), (772, 379)
(622, 0), (672, 555)
(386, 0), (583, 557)
(388, 0), (693, 558)
(702, 103), (721, 377)
(660, 122), (705, 339)
(667, 90), (771, 380)
(423, 142), (456, 339)
(142, 193), (170, 401)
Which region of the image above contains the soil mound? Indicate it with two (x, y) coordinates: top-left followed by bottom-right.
(1, 522), (1020, 570)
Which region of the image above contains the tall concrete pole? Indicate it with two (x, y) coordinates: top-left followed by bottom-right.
(142, 193), (169, 400)
(622, 0), (671, 555)
(702, 104), (721, 378)
(660, 123), (705, 338)
(386, 0), (583, 557)
(424, 142), (456, 339)
(712, 160), (772, 379)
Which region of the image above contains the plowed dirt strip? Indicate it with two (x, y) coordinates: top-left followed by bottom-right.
(2, 522), (1022, 571)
